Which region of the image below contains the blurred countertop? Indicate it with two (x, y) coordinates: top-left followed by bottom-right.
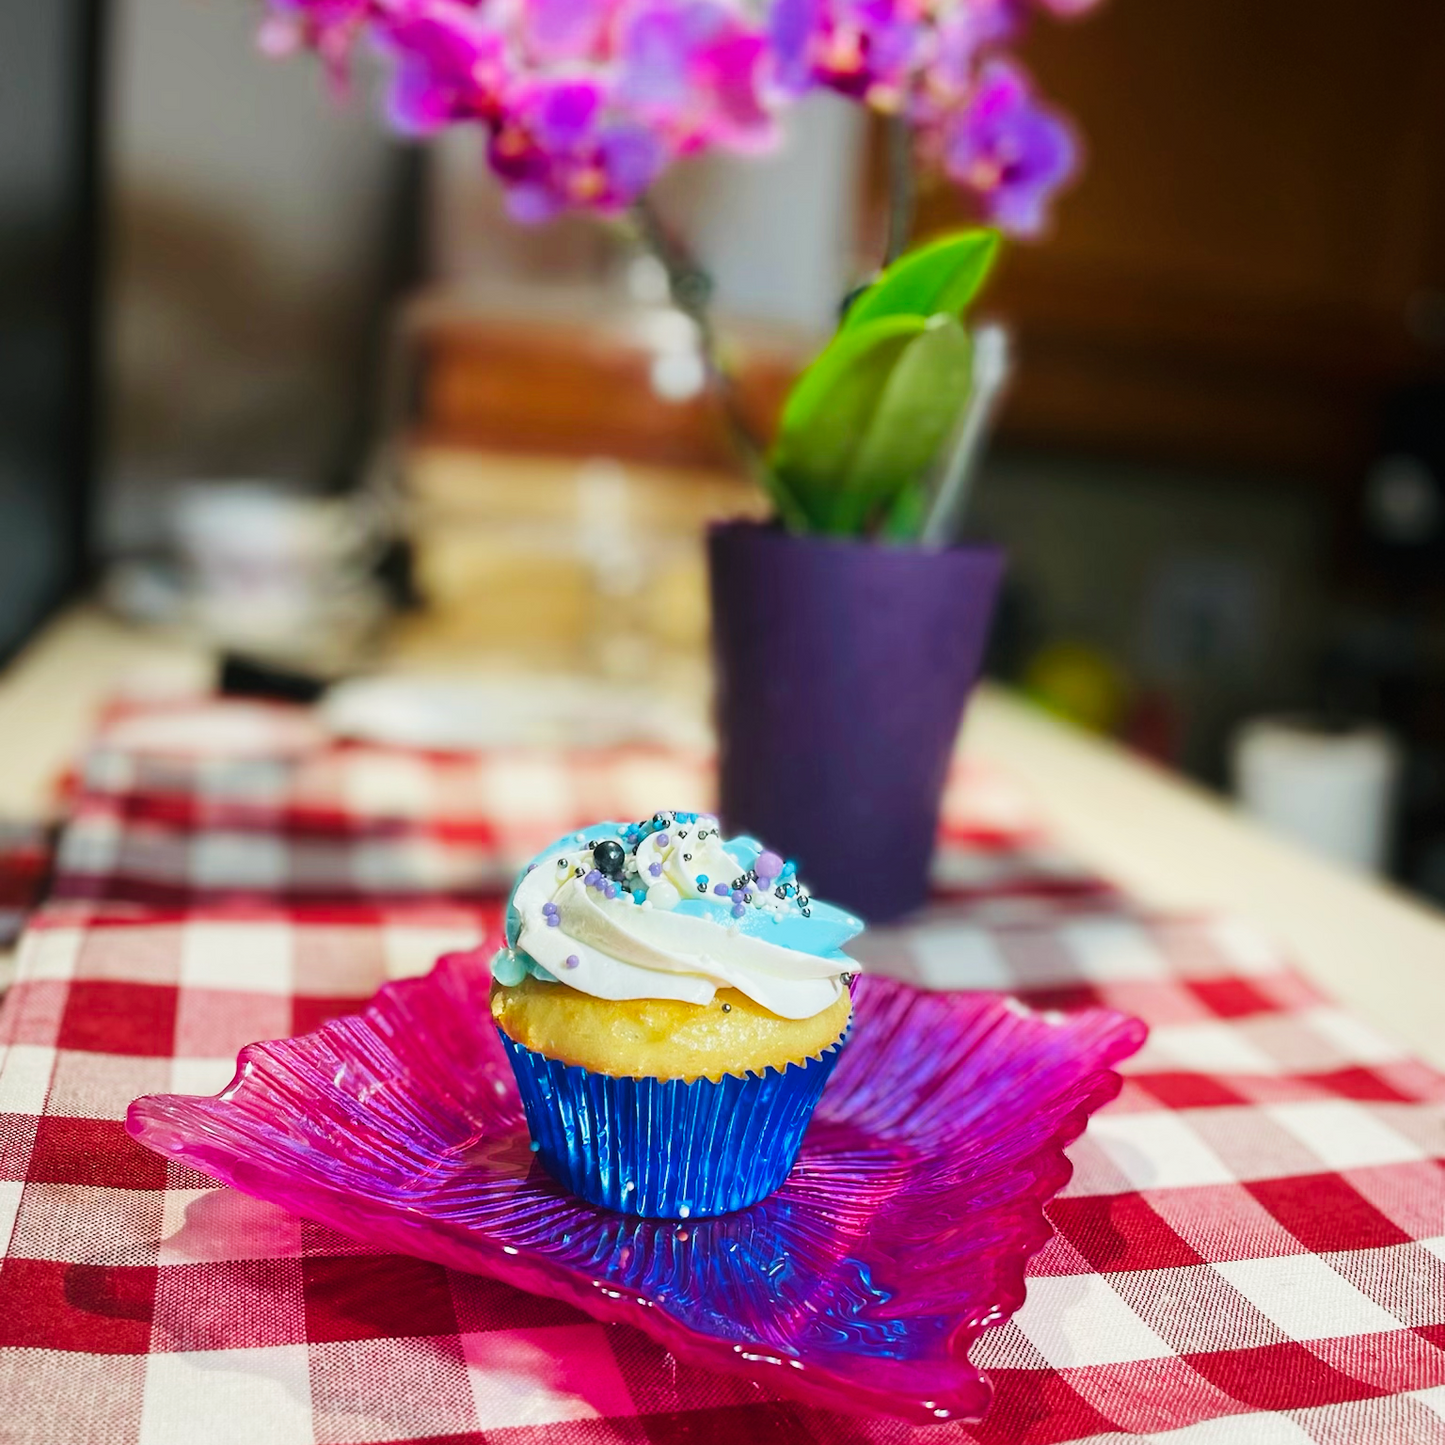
(2, 603), (1442, 1067)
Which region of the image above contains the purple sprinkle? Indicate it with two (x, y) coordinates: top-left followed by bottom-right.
(545, 915), (560, 927)
(731, 903), (746, 918)
(604, 883), (618, 900)
(541, 901), (558, 915)
(713, 882), (730, 896)
(564, 954), (580, 969)
(656, 832), (670, 848)
(584, 869), (601, 886)
(648, 862), (663, 878)
(730, 889), (744, 903)
(756, 850), (784, 880)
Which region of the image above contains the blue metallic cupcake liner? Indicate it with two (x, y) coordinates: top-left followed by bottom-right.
(498, 1028), (849, 1219)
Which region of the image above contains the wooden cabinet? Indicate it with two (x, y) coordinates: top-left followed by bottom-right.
(914, 0), (1445, 480)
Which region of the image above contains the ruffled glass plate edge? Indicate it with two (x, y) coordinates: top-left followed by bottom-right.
(127, 959), (1147, 1424)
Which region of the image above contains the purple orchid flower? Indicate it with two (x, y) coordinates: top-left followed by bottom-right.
(941, 59), (1078, 234)
(490, 75), (669, 220)
(766, 0), (820, 94)
(618, 0), (775, 153)
(260, 0), (1092, 228)
(518, 0), (621, 64)
(259, 0), (376, 89)
(771, 0), (924, 108)
(374, 4), (507, 134)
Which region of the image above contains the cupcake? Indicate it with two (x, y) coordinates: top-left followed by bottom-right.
(491, 810), (863, 1218)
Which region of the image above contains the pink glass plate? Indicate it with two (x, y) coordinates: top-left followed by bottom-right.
(128, 951), (1145, 1424)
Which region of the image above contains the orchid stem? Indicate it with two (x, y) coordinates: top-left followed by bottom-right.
(632, 196), (766, 481)
(882, 115), (916, 267)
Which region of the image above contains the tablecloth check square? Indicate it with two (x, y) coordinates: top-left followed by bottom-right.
(0, 705), (1438, 1443)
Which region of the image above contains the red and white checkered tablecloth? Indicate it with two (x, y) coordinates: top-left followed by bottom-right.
(1, 699), (1443, 1444)
(51, 699), (1105, 912)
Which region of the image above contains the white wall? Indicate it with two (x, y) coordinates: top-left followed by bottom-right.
(666, 94), (866, 334)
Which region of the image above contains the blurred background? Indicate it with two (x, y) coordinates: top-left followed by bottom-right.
(5, 0), (1445, 902)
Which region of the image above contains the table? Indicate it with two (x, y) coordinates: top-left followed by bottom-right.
(3, 605), (1441, 1065)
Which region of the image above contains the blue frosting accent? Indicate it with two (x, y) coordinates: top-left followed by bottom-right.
(723, 836), (764, 871)
(739, 898), (861, 953)
(493, 945), (556, 985)
(505, 817), (863, 971)
(669, 893), (859, 955)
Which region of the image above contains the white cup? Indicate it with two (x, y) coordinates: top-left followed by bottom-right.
(171, 482), (375, 646)
(1232, 716), (1400, 874)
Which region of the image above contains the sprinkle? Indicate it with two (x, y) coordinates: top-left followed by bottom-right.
(695, 874), (708, 885)
(731, 889), (744, 903)
(801, 907), (811, 917)
(656, 832), (670, 848)
(565, 954), (581, 969)
(584, 869), (601, 886)
(731, 903), (746, 918)
(545, 915), (561, 927)
(756, 849), (784, 881)
(603, 883), (618, 900)
(648, 862), (663, 878)
(525, 863), (537, 873)
(541, 901), (558, 916)
(713, 882), (730, 896)
(682, 853), (692, 862)
(632, 889), (646, 903)
(721, 1002), (731, 1013)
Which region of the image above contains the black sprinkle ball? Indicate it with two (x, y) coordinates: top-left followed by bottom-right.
(592, 840), (626, 880)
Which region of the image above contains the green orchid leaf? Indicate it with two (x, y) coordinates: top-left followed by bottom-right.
(840, 229), (1001, 334)
(768, 314), (928, 530)
(826, 314), (973, 535)
(880, 481), (929, 541)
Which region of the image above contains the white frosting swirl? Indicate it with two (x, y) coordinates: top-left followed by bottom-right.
(505, 820), (862, 1020)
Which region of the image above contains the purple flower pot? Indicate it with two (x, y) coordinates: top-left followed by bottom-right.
(708, 520), (1004, 924)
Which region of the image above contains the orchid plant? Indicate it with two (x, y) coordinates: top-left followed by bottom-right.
(262, 0), (1099, 538)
